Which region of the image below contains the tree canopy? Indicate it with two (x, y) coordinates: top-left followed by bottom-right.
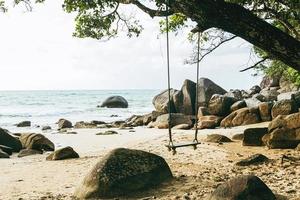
(2, 0), (300, 80)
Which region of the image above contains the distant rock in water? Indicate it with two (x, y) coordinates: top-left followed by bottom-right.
(74, 148), (172, 199)
(16, 121), (31, 127)
(100, 96), (128, 108)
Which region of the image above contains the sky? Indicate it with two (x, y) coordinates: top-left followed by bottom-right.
(0, 0), (262, 91)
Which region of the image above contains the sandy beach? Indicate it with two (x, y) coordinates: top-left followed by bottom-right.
(1, 123), (299, 200)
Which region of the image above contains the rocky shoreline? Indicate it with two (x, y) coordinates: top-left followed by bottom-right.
(0, 76), (300, 199)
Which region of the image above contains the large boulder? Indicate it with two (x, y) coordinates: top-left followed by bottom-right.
(260, 75), (280, 89)
(277, 91), (300, 107)
(173, 79), (196, 115)
(258, 102), (273, 122)
(19, 133), (55, 151)
(243, 128), (268, 146)
(0, 128), (22, 152)
(152, 89), (178, 113)
(264, 113), (300, 149)
(74, 148), (172, 199)
(208, 95), (235, 116)
(271, 99), (298, 119)
(100, 96), (128, 108)
(220, 108), (261, 128)
(74, 121), (97, 129)
(151, 113), (192, 129)
(245, 97), (262, 108)
(18, 149), (43, 158)
(197, 115), (223, 129)
(46, 146), (79, 160)
(230, 100), (247, 112)
(197, 78), (227, 107)
(259, 88), (279, 101)
(262, 127), (300, 149)
(0, 145), (13, 155)
(225, 89), (243, 101)
(57, 119), (73, 129)
(208, 175), (276, 200)
(278, 76), (300, 93)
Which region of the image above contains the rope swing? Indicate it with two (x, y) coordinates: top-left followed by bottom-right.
(165, 1), (202, 154)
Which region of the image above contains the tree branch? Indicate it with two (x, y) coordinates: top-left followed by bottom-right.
(239, 57), (269, 72)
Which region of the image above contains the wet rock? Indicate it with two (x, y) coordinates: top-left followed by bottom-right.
(258, 102), (273, 122)
(19, 133), (55, 151)
(42, 126), (51, 131)
(271, 99), (298, 119)
(236, 154), (269, 166)
(0, 149), (9, 158)
(152, 89), (178, 113)
(74, 148), (172, 199)
(0, 145), (13, 155)
(100, 96), (128, 108)
(232, 133), (244, 141)
(16, 121), (31, 127)
(243, 128), (268, 146)
(208, 175), (276, 200)
(208, 95), (235, 116)
(198, 115), (222, 129)
(152, 113), (192, 129)
(74, 121), (97, 129)
(96, 130), (118, 135)
(46, 146), (79, 161)
(206, 134), (232, 143)
(0, 128), (22, 152)
(220, 108), (260, 128)
(57, 119), (73, 129)
(18, 149), (43, 158)
(197, 78), (227, 107)
(230, 100), (247, 112)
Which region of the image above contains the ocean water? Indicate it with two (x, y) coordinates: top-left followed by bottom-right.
(0, 90), (159, 132)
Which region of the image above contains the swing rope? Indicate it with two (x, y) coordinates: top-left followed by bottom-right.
(165, 0), (202, 150)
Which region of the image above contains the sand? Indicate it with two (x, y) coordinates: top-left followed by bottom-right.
(0, 123), (299, 200)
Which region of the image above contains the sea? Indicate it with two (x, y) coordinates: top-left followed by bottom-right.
(0, 90), (159, 132)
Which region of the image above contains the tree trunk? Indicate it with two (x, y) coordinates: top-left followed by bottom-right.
(172, 0), (300, 71)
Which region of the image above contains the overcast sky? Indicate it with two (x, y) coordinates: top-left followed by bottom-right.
(0, 0), (262, 91)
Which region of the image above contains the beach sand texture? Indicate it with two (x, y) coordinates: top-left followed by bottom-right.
(0, 123), (299, 200)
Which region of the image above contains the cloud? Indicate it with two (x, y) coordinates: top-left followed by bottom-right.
(0, 0), (261, 90)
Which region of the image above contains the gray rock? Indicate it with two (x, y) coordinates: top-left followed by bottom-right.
(46, 146), (79, 160)
(16, 121), (31, 127)
(208, 94), (235, 116)
(19, 133), (55, 151)
(249, 85), (261, 95)
(208, 175), (276, 200)
(74, 148), (172, 199)
(18, 149), (43, 157)
(245, 97), (262, 108)
(225, 89), (243, 101)
(271, 99), (298, 119)
(236, 154), (269, 166)
(252, 93), (267, 102)
(243, 128), (268, 146)
(278, 76), (300, 93)
(100, 96), (128, 108)
(152, 89), (178, 113)
(296, 144), (300, 151)
(277, 91), (300, 107)
(57, 119), (73, 129)
(0, 128), (22, 152)
(42, 126), (51, 131)
(260, 88), (279, 101)
(152, 113), (192, 129)
(197, 78), (227, 107)
(173, 79), (196, 115)
(230, 100), (247, 112)
(260, 75), (280, 89)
